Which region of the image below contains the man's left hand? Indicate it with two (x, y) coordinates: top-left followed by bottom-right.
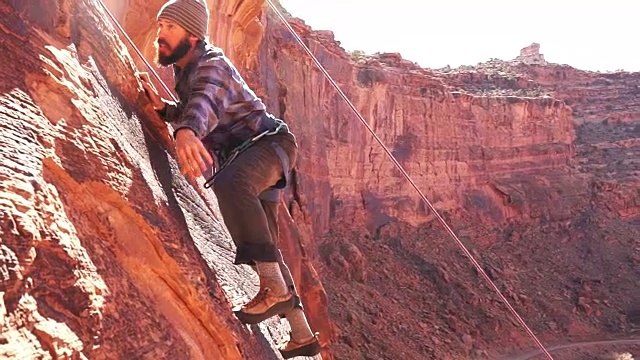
(174, 129), (213, 180)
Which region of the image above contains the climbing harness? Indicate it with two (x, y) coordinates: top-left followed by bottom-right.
(203, 120), (288, 189)
(97, 0), (554, 357)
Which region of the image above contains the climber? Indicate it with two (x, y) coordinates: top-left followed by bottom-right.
(137, 0), (321, 357)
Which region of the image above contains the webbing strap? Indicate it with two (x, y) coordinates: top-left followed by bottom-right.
(203, 125), (289, 190)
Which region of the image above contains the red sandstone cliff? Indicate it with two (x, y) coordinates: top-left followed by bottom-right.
(253, 11), (639, 360)
(1, 0), (639, 359)
(0, 0), (332, 359)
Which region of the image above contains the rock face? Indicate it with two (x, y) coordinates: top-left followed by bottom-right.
(440, 54), (640, 224)
(260, 19), (581, 242)
(1, 0), (639, 360)
(0, 0), (330, 359)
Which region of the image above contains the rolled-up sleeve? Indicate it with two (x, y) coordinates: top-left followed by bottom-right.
(156, 99), (181, 123)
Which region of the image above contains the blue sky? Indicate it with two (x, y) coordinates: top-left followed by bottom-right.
(278, 0), (639, 72)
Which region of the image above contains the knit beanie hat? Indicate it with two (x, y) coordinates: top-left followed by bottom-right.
(157, 0), (209, 40)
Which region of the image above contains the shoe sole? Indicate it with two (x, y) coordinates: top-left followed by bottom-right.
(279, 339), (321, 359)
(234, 296), (295, 324)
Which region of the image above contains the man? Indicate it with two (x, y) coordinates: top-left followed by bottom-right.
(138, 0), (321, 357)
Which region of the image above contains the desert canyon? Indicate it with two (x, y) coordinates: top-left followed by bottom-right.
(0, 0), (638, 359)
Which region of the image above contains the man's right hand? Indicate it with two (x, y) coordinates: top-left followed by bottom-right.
(175, 128), (214, 179)
(137, 72), (165, 110)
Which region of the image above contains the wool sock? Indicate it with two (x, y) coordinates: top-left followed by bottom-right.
(256, 261), (288, 296)
(286, 308), (315, 343)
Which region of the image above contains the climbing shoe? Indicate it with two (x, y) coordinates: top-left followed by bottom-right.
(233, 287), (295, 324)
(279, 333), (321, 359)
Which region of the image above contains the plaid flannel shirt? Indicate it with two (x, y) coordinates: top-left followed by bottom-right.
(158, 42), (271, 152)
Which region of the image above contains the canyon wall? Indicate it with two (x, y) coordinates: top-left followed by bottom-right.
(0, 0), (334, 359)
(256, 15), (589, 246)
(440, 58), (640, 223)
(252, 10), (639, 360)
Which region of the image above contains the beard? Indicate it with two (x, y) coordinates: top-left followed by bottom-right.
(156, 36), (192, 66)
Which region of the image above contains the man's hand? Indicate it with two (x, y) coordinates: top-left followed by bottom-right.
(175, 129), (214, 180)
(137, 72), (165, 110)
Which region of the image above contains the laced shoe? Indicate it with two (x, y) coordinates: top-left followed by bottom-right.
(278, 332), (321, 359)
(233, 287), (294, 324)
